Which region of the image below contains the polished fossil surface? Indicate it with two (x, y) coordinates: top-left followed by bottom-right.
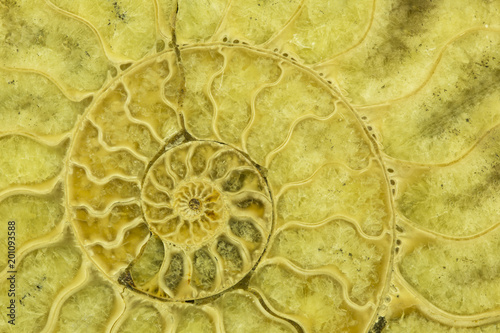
(0, 0), (500, 332)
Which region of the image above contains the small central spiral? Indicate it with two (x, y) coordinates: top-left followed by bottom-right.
(173, 181), (222, 221)
(132, 140), (274, 299)
(156, 180), (228, 245)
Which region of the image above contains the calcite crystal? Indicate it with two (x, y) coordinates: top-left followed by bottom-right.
(0, 0), (499, 332)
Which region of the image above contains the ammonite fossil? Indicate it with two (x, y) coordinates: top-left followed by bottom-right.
(1, 0), (500, 332)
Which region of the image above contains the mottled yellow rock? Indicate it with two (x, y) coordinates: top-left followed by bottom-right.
(1, 0), (500, 332)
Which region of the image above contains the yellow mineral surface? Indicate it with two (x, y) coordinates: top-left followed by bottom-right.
(0, 0), (499, 332)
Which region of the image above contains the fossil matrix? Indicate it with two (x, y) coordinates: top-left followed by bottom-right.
(0, 0), (500, 332)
